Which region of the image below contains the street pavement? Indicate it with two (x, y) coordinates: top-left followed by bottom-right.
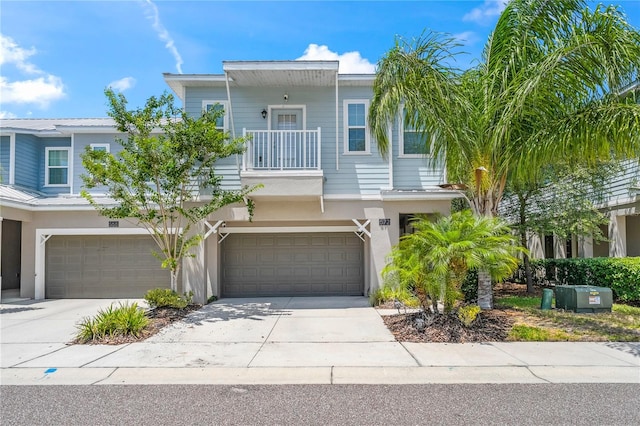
(1, 297), (638, 385)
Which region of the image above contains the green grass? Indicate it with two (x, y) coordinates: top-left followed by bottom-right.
(496, 295), (640, 342)
(508, 324), (579, 341)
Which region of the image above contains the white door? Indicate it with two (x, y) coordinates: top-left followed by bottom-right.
(271, 109), (302, 168)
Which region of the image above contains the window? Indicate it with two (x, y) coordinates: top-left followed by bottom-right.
(45, 147), (70, 186)
(203, 100), (228, 131)
(90, 143), (110, 153)
(400, 109), (430, 157)
(344, 100), (369, 154)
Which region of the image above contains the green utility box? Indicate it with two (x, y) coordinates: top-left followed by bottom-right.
(554, 285), (613, 313)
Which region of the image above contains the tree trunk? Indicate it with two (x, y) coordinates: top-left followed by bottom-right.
(517, 193), (534, 294)
(477, 269), (493, 309)
(170, 267), (180, 292)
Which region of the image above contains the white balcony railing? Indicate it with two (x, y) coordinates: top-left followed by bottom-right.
(242, 128), (321, 171)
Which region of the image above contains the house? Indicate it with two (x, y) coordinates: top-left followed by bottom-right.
(520, 159), (640, 260)
(0, 60), (460, 303)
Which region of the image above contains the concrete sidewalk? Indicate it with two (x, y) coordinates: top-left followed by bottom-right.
(1, 297), (638, 385)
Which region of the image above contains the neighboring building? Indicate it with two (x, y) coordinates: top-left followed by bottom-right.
(523, 159), (640, 260)
(0, 60), (459, 302)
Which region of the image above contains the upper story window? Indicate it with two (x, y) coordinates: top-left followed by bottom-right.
(344, 100), (370, 154)
(203, 100), (229, 131)
(45, 147), (70, 186)
(90, 143), (110, 153)
(400, 110), (431, 157)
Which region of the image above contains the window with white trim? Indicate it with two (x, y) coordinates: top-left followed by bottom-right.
(400, 109), (431, 157)
(343, 100), (370, 154)
(90, 143), (110, 153)
(203, 100), (229, 131)
(45, 147), (70, 186)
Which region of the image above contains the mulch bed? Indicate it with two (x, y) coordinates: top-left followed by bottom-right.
(73, 305), (201, 345)
(381, 282), (531, 343)
(382, 310), (514, 343)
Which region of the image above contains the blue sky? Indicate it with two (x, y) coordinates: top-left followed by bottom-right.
(1, 0), (639, 119)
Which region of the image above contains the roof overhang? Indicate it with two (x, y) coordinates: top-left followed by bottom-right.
(223, 60), (339, 88)
(381, 189), (465, 201)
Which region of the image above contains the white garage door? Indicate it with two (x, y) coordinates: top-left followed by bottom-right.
(221, 233), (364, 297)
(45, 235), (170, 298)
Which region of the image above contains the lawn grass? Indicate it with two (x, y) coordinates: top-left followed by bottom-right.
(496, 295), (640, 342)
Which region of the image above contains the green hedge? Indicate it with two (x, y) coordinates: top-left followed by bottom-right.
(512, 257), (640, 303)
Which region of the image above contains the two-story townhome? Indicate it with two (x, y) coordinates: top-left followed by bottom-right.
(1, 60), (460, 303)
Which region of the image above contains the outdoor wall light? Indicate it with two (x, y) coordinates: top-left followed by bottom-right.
(283, 93), (289, 102)
(261, 109), (267, 119)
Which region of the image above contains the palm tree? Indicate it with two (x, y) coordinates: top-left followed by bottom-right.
(383, 211), (523, 314)
(370, 0), (640, 308)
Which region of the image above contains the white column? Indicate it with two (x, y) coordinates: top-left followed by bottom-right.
(578, 235), (594, 258)
(609, 214), (627, 257)
(181, 220), (207, 304)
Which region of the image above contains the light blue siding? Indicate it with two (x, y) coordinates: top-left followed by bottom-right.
(14, 134), (40, 190)
(183, 82), (447, 196)
(598, 159), (640, 204)
(0, 136), (9, 184)
(73, 133), (121, 194)
(38, 137), (72, 195)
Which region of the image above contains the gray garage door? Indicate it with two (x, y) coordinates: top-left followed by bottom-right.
(46, 235), (170, 298)
(221, 233), (364, 297)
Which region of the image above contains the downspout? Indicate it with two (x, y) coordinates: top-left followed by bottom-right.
(335, 70), (339, 171)
(69, 134), (74, 195)
(225, 71), (240, 170)
(387, 123), (393, 190)
(9, 133), (15, 185)
(224, 72), (236, 140)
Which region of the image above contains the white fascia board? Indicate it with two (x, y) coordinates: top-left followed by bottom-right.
(221, 226), (358, 234)
(54, 126), (119, 134)
(381, 189), (464, 201)
(223, 61), (339, 72)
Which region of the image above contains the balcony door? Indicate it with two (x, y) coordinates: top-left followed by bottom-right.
(270, 108), (303, 169)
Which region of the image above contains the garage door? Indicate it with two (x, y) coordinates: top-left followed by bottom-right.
(46, 235), (170, 298)
(221, 233), (364, 297)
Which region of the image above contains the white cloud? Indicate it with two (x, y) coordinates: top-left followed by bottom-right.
(296, 44), (375, 74)
(0, 75), (65, 109)
(142, 0), (183, 74)
(0, 111), (17, 119)
(463, 0), (507, 25)
(0, 35), (39, 74)
(108, 76), (136, 92)
(453, 31), (480, 46)
(0, 34), (66, 109)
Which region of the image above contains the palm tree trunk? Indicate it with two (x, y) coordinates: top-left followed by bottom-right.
(477, 269), (493, 309)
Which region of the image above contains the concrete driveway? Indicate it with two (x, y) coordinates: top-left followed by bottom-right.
(2, 297), (638, 385)
(1, 296), (415, 370)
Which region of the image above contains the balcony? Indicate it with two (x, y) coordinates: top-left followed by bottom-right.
(240, 128), (323, 199)
(242, 128), (321, 171)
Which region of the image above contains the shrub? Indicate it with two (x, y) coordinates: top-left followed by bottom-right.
(513, 257), (640, 303)
(207, 295), (218, 304)
(457, 305), (481, 327)
(75, 302), (149, 343)
(144, 288), (193, 309)
(461, 269), (478, 302)
(369, 284), (420, 308)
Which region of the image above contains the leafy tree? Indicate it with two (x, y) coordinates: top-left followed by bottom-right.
(370, 0), (640, 308)
(82, 89), (258, 291)
(503, 161), (620, 293)
(383, 211), (523, 314)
